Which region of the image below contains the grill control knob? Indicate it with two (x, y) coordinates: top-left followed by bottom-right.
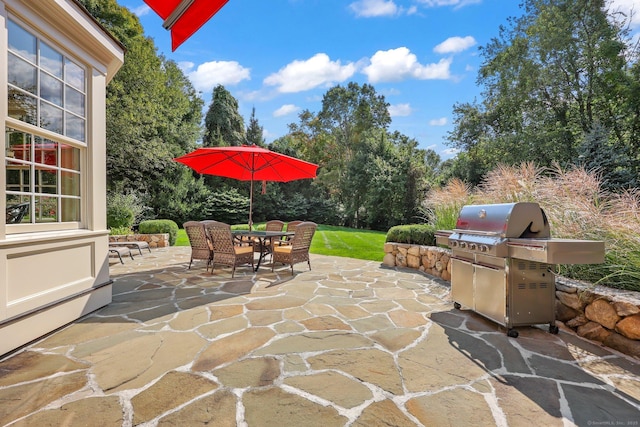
(450, 241), (458, 247)
(459, 242), (467, 249)
(469, 243), (477, 250)
(479, 245), (489, 252)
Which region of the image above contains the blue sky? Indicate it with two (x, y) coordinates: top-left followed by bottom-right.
(120, 0), (640, 160)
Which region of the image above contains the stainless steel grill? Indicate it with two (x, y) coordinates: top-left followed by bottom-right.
(437, 202), (605, 337)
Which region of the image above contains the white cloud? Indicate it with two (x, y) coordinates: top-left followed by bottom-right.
(263, 128), (275, 140)
(416, 0), (481, 9)
(442, 147), (461, 156)
(131, 4), (151, 17)
(349, 0), (419, 16)
(362, 47), (452, 82)
(349, 0), (399, 17)
(273, 104), (300, 117)
(434, 36), (477, 54)
(180, 61), (250, 92)
(388, 103), (412, 117)
(607, 0), (640, 27)
(264, 53), (357, 93)
(429, 117), (448, 126)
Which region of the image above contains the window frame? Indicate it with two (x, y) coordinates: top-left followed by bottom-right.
(5, 16), (87, 233)
(7, 17), (87, 142)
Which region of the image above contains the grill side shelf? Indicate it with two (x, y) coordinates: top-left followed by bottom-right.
(507, 238), (605, 264)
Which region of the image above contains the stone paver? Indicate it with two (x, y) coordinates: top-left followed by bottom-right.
(0, 247), (639, 426)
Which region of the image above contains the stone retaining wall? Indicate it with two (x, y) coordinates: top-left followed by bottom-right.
(109, 233), (170, 248)
(383, 242), (640, 358)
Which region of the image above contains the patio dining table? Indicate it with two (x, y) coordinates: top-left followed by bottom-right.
(232, 230), (294, 271)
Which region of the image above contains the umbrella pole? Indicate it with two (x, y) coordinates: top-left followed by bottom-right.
(249, 178), (254, 231)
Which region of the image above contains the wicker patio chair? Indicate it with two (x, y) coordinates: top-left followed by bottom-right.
(286, 220), (303, 233)
(276, 220), (303, 246)
(205, 221), (254, 277)
(255, 219), (286, 259)
(183, 221), (213, 272)
(271, 221), (317, 275)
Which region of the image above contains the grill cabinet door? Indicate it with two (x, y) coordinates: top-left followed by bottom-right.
(451, 258), (474, 309)
(474, 263), (507, 325)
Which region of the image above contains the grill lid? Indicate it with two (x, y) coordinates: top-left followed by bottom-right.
(454, 202), (550, 239)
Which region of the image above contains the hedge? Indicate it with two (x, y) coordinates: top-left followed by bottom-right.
(139, 219), (179, 246)
(386, 224), (436, 246)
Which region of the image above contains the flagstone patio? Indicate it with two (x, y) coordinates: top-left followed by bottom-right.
(1, 246), (639, 426)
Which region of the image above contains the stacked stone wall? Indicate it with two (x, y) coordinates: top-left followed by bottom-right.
(383, 242), (640, 359)
(109, 233), (169, 248)
(383, 243), (452, 281)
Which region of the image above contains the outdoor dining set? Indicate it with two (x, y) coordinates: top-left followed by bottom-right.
(183, 219), (317, 277)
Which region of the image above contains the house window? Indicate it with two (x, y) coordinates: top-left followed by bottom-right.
(5, 19), (85, 227)
(6, 128), (81, 224)
(7, 19), (86, 141)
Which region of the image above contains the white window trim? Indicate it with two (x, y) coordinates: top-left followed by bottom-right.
(5, 16), (88, 233)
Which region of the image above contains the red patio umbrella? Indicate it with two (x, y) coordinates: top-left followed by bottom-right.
(174, 145), (318, 229)
(144, 0), (231, 51)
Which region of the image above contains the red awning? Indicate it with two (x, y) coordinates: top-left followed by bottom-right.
(144, 0), (230, 51)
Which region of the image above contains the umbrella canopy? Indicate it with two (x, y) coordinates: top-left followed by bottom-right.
(174, 145), (318, 228)
(144, 0), (230, 51)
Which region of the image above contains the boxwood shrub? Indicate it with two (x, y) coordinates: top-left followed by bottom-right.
(139, 219), (179, 246)
(386, 224), (436, 246)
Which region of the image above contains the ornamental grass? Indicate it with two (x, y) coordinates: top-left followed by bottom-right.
(424, 162), (640, 291)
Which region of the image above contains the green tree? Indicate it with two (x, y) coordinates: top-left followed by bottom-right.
(577, 122), (639, 191)
(343, 131), (429, 230)
(284, 83), (439, 229)
(78, 0), (205, 222)
(318, 82), (391, 163)
(447, 0), (636, 186)
(203, 85), (245, 147)
(246, 107), (266, 147)
(315, 83), (391, 226)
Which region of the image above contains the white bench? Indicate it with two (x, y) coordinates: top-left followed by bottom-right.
(109, 246), (134, 264)
(108, 241), (151, 256)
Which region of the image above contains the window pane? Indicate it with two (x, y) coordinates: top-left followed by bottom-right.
(61, 170), (80, 196)
(65, 113), (85, 142)
(61, 198), (80, 222)
(6, 160), (30, 192)
(34, 137), (58, 166)
(60, 143), (80, 171)
(40, 42), (63, 78)
(36, 167), (57, 194)
(35, 196), (57, 223)
(40, 71), (63, 106)
(6, 128), (32, 162)
(8, 53), (37, 94)
(8, 20), (36, 63)
(65, 86), (85, 116)
(40, 101), (63, 134)
(65, 59), (84, 92)
(8, 88), (37, 125)
(6, 196), (30, 224)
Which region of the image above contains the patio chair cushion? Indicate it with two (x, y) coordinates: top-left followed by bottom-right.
(273, 245), (293, 254)
(234, 245), (254, 255)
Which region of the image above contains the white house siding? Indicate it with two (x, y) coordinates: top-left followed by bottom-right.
(0, 0), (123, 356)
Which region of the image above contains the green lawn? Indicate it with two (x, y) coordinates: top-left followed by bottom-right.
(175, 223), (387, 261)
(310, 224), (386, 261)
